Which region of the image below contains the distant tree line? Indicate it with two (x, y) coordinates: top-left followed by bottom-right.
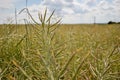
(108, 21), (120, 24)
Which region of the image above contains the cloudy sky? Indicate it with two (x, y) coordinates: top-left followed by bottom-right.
(0, 0), (120, 24)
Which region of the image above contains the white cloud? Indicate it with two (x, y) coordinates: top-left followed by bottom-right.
(0, 0), (15, 23)
(17, 0), (120, 23)
(0, 0), (120, 24)
(62, 7), (74, 14)
(0, 0), (15, 9)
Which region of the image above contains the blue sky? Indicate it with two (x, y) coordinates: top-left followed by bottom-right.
(0, 0), (120, 24)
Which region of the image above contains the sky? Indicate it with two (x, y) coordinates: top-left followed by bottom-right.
(0, 0), (120, 24)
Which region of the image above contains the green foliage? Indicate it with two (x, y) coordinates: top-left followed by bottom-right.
(0, 9), (120, 80)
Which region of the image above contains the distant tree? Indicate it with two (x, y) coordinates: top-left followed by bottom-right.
(108, 21), (116, 24)
(117, 22), (120, 24)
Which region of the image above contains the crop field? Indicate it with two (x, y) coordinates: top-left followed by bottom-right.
(0, 11), (120, 80)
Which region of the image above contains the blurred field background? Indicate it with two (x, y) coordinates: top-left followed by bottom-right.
(0, 23), (120, 80)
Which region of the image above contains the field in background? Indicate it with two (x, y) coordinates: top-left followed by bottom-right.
(0, 24), (120, 80)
